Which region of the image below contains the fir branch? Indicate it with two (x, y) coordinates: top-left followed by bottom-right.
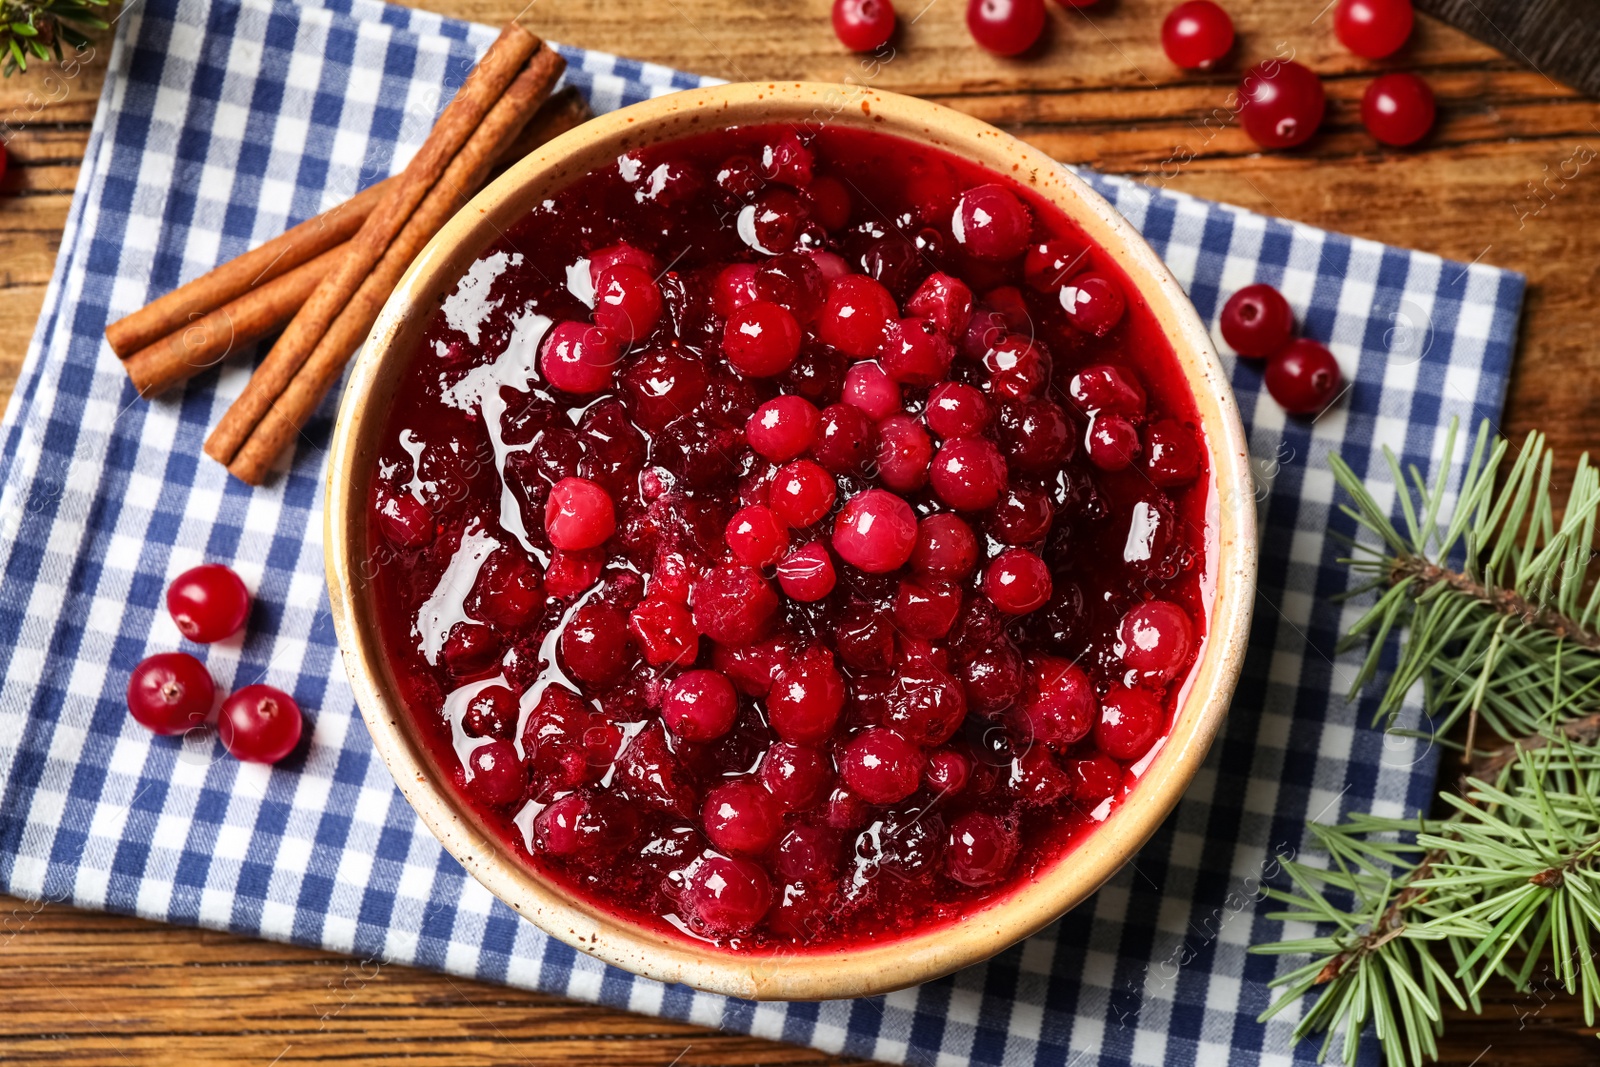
(0, 0), (108, 76)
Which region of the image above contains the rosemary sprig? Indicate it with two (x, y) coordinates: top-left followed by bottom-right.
(0, 0), (108, 76)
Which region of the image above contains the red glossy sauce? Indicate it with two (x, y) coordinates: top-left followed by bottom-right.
(365, 124), (1212, 952)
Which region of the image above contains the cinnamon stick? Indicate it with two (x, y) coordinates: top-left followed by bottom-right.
(226, 47), (566, 485)
(118, 87), (591, 398)
(105, 178), (393, 358)
(204, 22), (541, 469)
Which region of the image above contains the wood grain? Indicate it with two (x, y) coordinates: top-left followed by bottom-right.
(1, 1), (1598, 1064)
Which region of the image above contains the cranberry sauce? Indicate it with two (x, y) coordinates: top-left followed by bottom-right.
(365, 123), (1212, 952)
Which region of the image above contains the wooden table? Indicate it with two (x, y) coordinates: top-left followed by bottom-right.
(3, 2), (1598, 1063)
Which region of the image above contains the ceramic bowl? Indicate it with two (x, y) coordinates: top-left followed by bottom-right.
(325, 81), (1257, 1001)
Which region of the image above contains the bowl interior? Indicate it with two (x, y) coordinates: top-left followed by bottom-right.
(325, 81), (1257, 1001)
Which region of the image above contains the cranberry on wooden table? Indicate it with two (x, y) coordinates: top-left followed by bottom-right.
(166, 563), (249, 643)
(966, 0), (1046, 55)
(1160, 1), (1234, 70)
(1239, 60), (1326, 150)
(831, 0), (896, 52)
(127, 652), (215, 735)
(1334, 0), (1413, 59)
(1362, 72), (1436, 147)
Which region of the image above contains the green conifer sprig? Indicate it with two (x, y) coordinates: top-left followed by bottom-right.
(1251, 419), (1600, 1066)
(0, 0), (108, 76)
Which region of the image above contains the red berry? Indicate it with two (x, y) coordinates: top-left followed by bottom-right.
(726, 505), (788, 568)
(768, 644), (847, 744)
(951, 183), (1032, 260)
(628, 597), (698, 666)
(839, 727), (925, 804)
(990, 486), (1054, 545)
(1220, 283), (1294, 358)
(463, 683), (518, 740)
(166, 563), (250, 643)
(662, 668), (736, 742)
(1070, 754), (1123, 803)
(881, 317), (954, 386)
(1265, 338), (1343, 414)
(777, 542), (838, 601)
(874, 415), (934, 492)
(535, 792), (635, 857)
(741, 187), (809, 254)
(1061, 273), (1125, 337)
(930, 436), (1007, 511)
(811, 402), (879, 476)
(1095, 685), (1163, 762)
(984, 548), (1052, 615)
(818, 274), (897, 358)
(593, 263), (663, 344)
(703, 779), (782, 856)
(1118, 599), (1195, 679)
(760, 130), (815, 188)
(541, 321), (622, 394)
(760, 743), (832, 810)
(127, 652), (215, 735)
(770, 459), (838, 529)
(1086, 415), (1140, 472)
(218, 684), (303, 763)
(997, 398), (1072, 472)
(1334, 0), (1413, 59)
(754, 253), (828, 322)
(724, 300), (802, 378)
(906, 272), (975, 338)
(464, 739), (527, 808)
(1161, 1), (1234, 69)
(832, 0), (896, 52)
(679, 853), (771, 938)
(1240, 60), (1326, 150)
(748, 395), (820, 462)
(1362, 72), (1435, 147)
(713, 263), (760, 316)
(714, 634), (798, 697)
(472, 548), (542, 627)
(1020, 656), (1095, 746)
(1143, 419), (1202, 487)
(561, 603), (628, 684)
(911, 512), (979, 577)
(926, 382), (991, 438)
(776, 825), (842, 883)
(544, 548), (604, 599)
(375, 490), (434, 548)
(841, 361), (902, 421)
(806, 179), (853, 232)
(966, 0), (1046, 56)
(692, 565), (779, 644)
(923, 748), (972, 794)
(946, 811), (1018, 886)
(589, 242), (659, 281)
(1068, 364), (1146, 417)
(544, 477), (615, 550)
(1022, 240), (1088, 293)
(620, 347), (710, 432)
(832, 488), (918, 573)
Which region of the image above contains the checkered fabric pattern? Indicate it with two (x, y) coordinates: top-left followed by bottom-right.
(0, 0), (1525, 1063)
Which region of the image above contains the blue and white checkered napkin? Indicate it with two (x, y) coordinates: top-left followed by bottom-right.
(0, 0), (1524, 1062)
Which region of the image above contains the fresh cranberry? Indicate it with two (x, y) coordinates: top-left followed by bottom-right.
(629, 597), (698, 666)
(770, 459), (838, 527)
(1070, 754), (1123, 803)
(1096, 684), (1164, 761)
(561, 603), (628, 684)
(996, 398), (1072, 473)
(875, 415), (934, 492)
(811, 402), (878, 476)
(1143, 419), (1201, 487)
(841, 360), (902, 421)
(906, 273), (975, 339)
(776, 542), (838, 601)
(911, 513), (979, 577)
(726, 505), (788, 568)
(463, 683), (518, 740)
(702, 779), (782, 856)
(818, 274), (897, 358)
(923, 748), (972, 793)
(1019, 656), (1095, 746)
(894, 576), (963, 640)
(1362, 72), (1435, 147)
(832, 0), (896, 52)
(1240, 60), (1326, 150)
(166, 564), (250, 643)
(759, 742), (832, 809)
(839, 728), (925, 804)
(747, 396), (820, 462)
(1220, 283), (1294, 358)
(127, 652), (215, 735)
(1086, 415), (1140, 471)
(1161, 1), (1234, 69)
(832, 488), (918, 573)
(540, 321), (622, 395)
(724, 300), (802, 378)
(463, 739), (527, 808)
(926, 382), (989, 438)
(1265, 338), (1343, 414)
(375, 490), (434, 548)
(984, 548), (1052, 615)
(620, 348), (711, 432)
(1068, 364), (1146, 417)
(951, 183), (1032, 260)
(1118, 599), (1195, 679)
(1334, 0), (1412, 58)
(661, 669), (739, 741)
(218, 684), (303, 763)
(1061, 273), (1125, 337)
(593, 264), (663, 344)
(946, 811), (1018, 886)
(741, 187), (809, 254)
(692, 565), (778, 645)
(990, 486), (1054, 544)
(966, 0), (1046, 55)
(930, 436), (1007, 511)
(713, 263), (761, 316)
(545, 477), (615, 550)
(679, 854), (771, 938)
(882, 318), (954, 386)
(768, 644), (847, 744)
